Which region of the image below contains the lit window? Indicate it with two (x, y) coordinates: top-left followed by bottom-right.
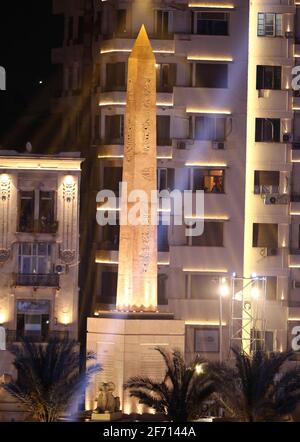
(257, 13), (283, 37)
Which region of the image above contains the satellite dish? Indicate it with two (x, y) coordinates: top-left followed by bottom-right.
(25, 142), (32, 153)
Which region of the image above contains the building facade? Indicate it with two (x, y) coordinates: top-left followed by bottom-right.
(0, 151), (83, 377)
(52, 0), (300, 362)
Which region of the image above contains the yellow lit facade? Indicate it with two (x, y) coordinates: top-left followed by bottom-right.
(52, 0), (300, 366)
(0, 151), (82, 377)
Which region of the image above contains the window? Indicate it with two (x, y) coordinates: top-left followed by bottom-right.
(196, 12), (229, 36)
(18, 243), (52, 275)
(19, 191), (34, 232)
(258, 13), (283, 37)
(155, 10), (171, 38)
(18, 190), (57, 233)
(102, 224), (120, 251)
(158, 223), (169, 252)
(192, 168), (225, 193)
(116, 9), (127, 35)
(157, 116), (171, 145)
(95, 12), (102, 40)
(157, 168), (175, 191)
(192, 222), (224, 247)
(256, 66), (281, 90)
(105, 62), (126, 91)
(253, 223), (278, 248)
(105, 115), (124, 144)
(16, 300), (50, 342)
(156, 63), (176, 92)
(195, 63), (228, 88)
(67, 16), (74, 42)
(266, 276), (277, 301)
(77, 16), (84, 44)
(103, 167), (123, 196)
(254, 171), (280, 194)
(39, 191), (56, 233)
(190, 275), (220, 299)
(158, 274), (168, 305)
(195, 327), (219, 353)
(255, 118), (280, 142)
(99, 271), (118, 304)
(195, 116), (226, 141)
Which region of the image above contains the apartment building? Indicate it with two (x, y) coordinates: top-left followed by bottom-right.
(0, 151), (83, 378)
(51, 0), (300, 362)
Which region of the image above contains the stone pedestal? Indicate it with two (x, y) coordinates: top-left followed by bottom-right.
(86, 313), (185, 414)
(91, 411), (123, 422)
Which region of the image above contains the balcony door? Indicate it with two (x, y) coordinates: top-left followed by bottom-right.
(16, 300), (50, 342)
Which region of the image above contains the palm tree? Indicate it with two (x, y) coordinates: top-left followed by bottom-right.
(210, 347), (300, 422)
(124, 347), (214, 421)
(3, 337), (101, 422)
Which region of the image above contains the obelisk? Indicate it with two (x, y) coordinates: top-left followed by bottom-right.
(116, 25), (157, 312)
(86, 26), (185, 415)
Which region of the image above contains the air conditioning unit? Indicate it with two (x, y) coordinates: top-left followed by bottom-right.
(283, 133), (291, 143)
(267, 248), (278, 257)
(265, 195), (278, 205)
(285, 31), (294, 39)
(293, 280), (300, 289)
(55, 265), (66, 274)
(212, 141), (225, 150)
(177, 141), (186, 150)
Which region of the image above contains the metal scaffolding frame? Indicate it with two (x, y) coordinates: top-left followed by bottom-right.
(229, 276), (267, 355)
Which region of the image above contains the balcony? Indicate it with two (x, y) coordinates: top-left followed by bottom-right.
(16, 274), (59, 288)
(97, 144), (173, 160)
(103, 31), (174, 41)
(292, 150), (300, 162)
(18, 220), (59, 235)
(6, 330), (69, 345)
(290, 201), (300, 215)
(289, 251), (300, 269)
(95, 249), (170, 266)
(100, 37), (174, 55)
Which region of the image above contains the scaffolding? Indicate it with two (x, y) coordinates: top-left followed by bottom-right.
(229, 276), (267, 355)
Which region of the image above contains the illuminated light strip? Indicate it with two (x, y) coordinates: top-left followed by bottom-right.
(95, 259), (119, 265)
(288, 318), (300, 321)
(188, 3), (234, 8)
(187, 56), (233, 62)
(98, 154), (124, 159)
(182, 268), (228, 273)
(99, 101), (174, 107)
(140, 343), (170, 346)
(96, 207), (171, 213)
(96, 258), (170, 266)
(98, 154), (173, 160)
(185, 162), (227, 167)
(186, 108), (231, 115)
(291, 159), (300, 163)
(100, 49), (175, 55)
(185, 321), (227, 326)
(290, 212), (300, 216)
(293, 107), (300, 111)
(289, 264), (300, 268)
(185, 215), (229, 220)
(294, 54), (300, 58)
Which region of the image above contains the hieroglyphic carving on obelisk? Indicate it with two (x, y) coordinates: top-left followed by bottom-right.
(116, 25), (157, 312)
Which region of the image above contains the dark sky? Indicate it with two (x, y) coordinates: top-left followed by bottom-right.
(0, 1), (54, 148)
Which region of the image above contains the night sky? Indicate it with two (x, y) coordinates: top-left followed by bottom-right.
(0, 1), (54, 150)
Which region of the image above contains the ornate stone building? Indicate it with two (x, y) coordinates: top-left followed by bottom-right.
(0, 151), (83, 382)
